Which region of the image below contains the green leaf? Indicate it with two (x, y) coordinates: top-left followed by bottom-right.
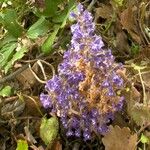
(131, 43), (139, 55)
(41, 25), (60, 54)
(27, 16), (49, 39)
(4, 46), (28, 73)
(140, 134), (149, 144)
(42, 0), (61, 17)
(52, 9), (68, 23)
(0, 33), (17, 49)
(0, 85), (12, 97)
(0, 42), (17, 68)
(16, 139), (28, 150)
(131, 63), (146, 70)
(1, 9), (23, 38)
(40, 117), (59, 146)
(113, 0), (124, 6)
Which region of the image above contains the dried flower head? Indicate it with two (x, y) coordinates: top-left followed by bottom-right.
(40, 3), (124, 141)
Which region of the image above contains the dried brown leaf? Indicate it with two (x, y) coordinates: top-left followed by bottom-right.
(102, 125), (137, 150)
(1, 100), (25, 119)
(51, 140), (62, 150)
(22, 96), (43, 117)
(16, 63), (39, 89)
(130, 103), (150, 126)
(95, 4), (113, 20)
(120, 6), (141, 44)
(115, 31), (130, 55)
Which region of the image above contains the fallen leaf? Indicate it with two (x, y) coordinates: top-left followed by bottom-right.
(120, 6), (141, 44)
(130, 103), (150, 126)
(95, 4), (113, 20)
(0, 85), (12, 97)
(22, 95), (43, 117)
(40, 117), (59, 147)
(140, 133), (149, 144)
(115, 31), (131, 56)
(16, 63), (39, 89)
(16, 139), (28, 150)
(102, 125), (137, 150)
(1, 99), (25, 119)
(51, 140), (62, 150)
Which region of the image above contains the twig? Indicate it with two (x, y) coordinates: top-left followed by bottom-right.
(138, 69), (147, 105)
(87, 0), (96, 11)
(37, 60), (47, 80)
(39, 59), (55, 77)
(28, 64), (46, 84)
(137, 122), (150, 135)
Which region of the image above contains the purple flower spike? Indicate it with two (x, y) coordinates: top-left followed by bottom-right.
(40, 3), (124, 140)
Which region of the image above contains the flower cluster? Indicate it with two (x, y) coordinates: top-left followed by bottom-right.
(40, 4), (124, 141)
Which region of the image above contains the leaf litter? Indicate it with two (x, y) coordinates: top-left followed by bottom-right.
(0, 0), (150, 149)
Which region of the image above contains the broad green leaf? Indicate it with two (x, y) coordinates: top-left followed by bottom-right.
(16, 139), (28, 150)
(40, 117), (59, 146)
(140, 134), (149, 144)
(0, 33), (17, 49)
(27, 16), (49, 39)
(1, 9), (23, 38)
(0, 85), (12, 97)
(41, 0), (61, 17)
(0, 42), (17, 68)
(4, 46), (28, 73)
(41, 25), (60, 54)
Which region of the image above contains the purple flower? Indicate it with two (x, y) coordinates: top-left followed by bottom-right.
(40, 3), (124, 141)
(40, 93), (52, 108)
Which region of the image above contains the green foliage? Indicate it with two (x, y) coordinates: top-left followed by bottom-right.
(0, 40), (28, 73)
(4, 46), (28, 73)
(42, 0), (61, 17)
(0, 0), (76, 72)
(131, 43), (139, 55)
(113, 0), (124, 6)
(27, 16), (50, 39)
(52, 0), (76, 28)
(41, 0), (75, 54)
(16, 139), (28, 150)
(0, 85), (12, 97)
(41, 25), (60, 54)
(0, 9), (23, 38)
(140, 134), (149, 144)
(40, 117), (59, 146)
(0, 42), (17, 69)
